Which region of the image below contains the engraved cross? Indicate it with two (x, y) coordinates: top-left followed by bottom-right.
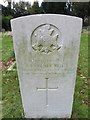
(37, 78), (58, 106)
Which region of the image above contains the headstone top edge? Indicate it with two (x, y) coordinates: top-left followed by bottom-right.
(11, 14), (82, 24)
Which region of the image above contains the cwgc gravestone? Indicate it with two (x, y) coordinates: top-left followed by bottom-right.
(11, 14), (82, 118)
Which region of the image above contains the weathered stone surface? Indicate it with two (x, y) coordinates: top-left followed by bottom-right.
(11, 14), (82, 118)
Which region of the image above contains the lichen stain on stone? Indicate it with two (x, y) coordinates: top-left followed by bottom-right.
(17, 36), (29, 71)
(63, 42), (76, 72)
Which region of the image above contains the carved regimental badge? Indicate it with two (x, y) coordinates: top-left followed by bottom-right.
(31, 24), (62, 54)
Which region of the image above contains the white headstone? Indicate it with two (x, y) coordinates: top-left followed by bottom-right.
(11, 14), (82, 118)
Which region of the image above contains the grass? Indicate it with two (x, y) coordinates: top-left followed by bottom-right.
(2, 31), (88, 118)
(2, 70), (24, 118)
(2, 35), (24, 118)
(13, 63), (17, 69)
(0, 33), (2, 118)
(2, 35), (14, 63)
(72, 31), (88, 118)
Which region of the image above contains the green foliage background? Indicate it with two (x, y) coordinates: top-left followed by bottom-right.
(1, 1), (90, 31)
(2, 16), (13, 31)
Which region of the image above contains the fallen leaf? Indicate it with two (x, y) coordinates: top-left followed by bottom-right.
(84, 79), (88, 85)
(80, 89), (85, 94)
(82, 99), (88, 105)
